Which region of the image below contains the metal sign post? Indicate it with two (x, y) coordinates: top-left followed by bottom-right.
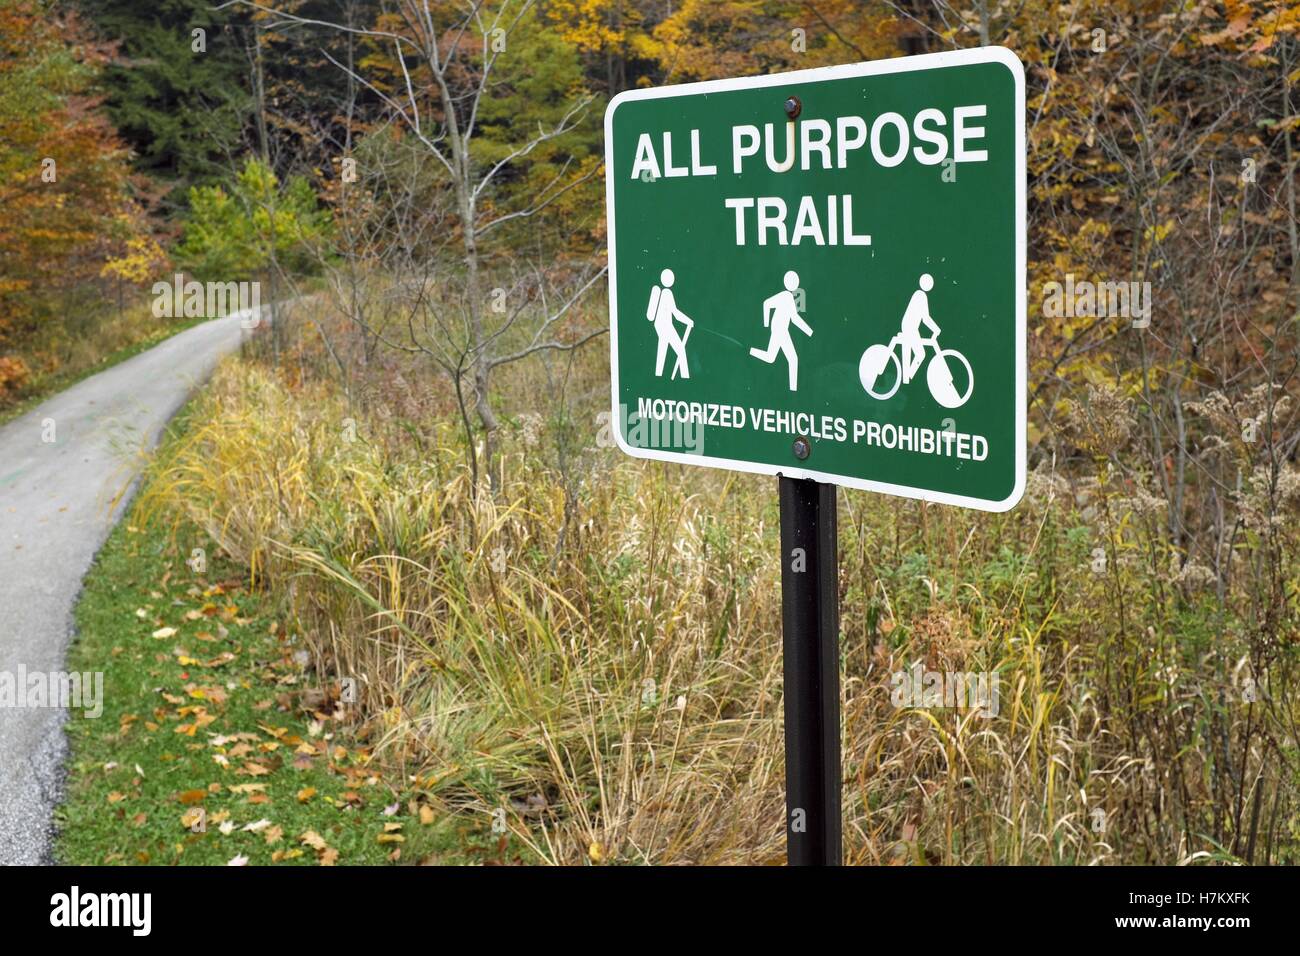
(779, 475), (841, 865)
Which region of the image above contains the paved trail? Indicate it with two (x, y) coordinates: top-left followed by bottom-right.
(0, 310), (258, 864)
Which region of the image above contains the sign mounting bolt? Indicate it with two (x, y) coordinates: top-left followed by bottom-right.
(784, 95), (802, 120)
(793, 436), (811, 460)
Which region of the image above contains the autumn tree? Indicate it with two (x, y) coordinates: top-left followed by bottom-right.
(0, 0), (142, 387)
(648, 0), (903, 82)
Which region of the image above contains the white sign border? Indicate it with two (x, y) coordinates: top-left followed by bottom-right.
(604, 46), (1026, 512)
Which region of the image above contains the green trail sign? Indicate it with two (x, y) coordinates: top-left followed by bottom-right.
(604, 48), (1025, 511)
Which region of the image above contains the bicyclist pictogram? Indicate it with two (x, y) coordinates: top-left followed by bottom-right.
(858, 273), (974, 409)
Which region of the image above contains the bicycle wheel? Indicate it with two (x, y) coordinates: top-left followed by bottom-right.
(927, 348), (974, 409)
(860, 344), (901, 400)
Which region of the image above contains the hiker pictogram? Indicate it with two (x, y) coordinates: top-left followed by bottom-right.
(647, 268), (694, 379)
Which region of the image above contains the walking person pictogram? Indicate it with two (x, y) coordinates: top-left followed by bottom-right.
(647, 268), (694, 380)
(750, 270), (813, 391)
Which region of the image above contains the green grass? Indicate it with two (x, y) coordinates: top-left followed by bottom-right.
(56, 421), (496, 865)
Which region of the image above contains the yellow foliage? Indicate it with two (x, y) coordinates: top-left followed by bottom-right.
(101, 235), (170, 285)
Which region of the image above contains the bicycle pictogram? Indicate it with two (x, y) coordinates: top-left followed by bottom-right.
(857, 274), (974, 409)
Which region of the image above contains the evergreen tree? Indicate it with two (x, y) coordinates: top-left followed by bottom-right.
(77, 0), (253, 206)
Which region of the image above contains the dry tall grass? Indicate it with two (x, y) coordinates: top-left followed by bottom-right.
(137, 324), (1300, 865)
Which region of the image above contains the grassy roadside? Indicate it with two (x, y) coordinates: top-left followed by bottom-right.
(1, 279), (326, 428)
(0, 314), (208, 428)
(55, 408), (497, 866)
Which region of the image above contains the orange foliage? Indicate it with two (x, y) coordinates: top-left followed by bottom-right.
(0, 0), (139, 345)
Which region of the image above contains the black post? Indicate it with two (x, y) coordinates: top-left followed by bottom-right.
(779, 475), (842, 865)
